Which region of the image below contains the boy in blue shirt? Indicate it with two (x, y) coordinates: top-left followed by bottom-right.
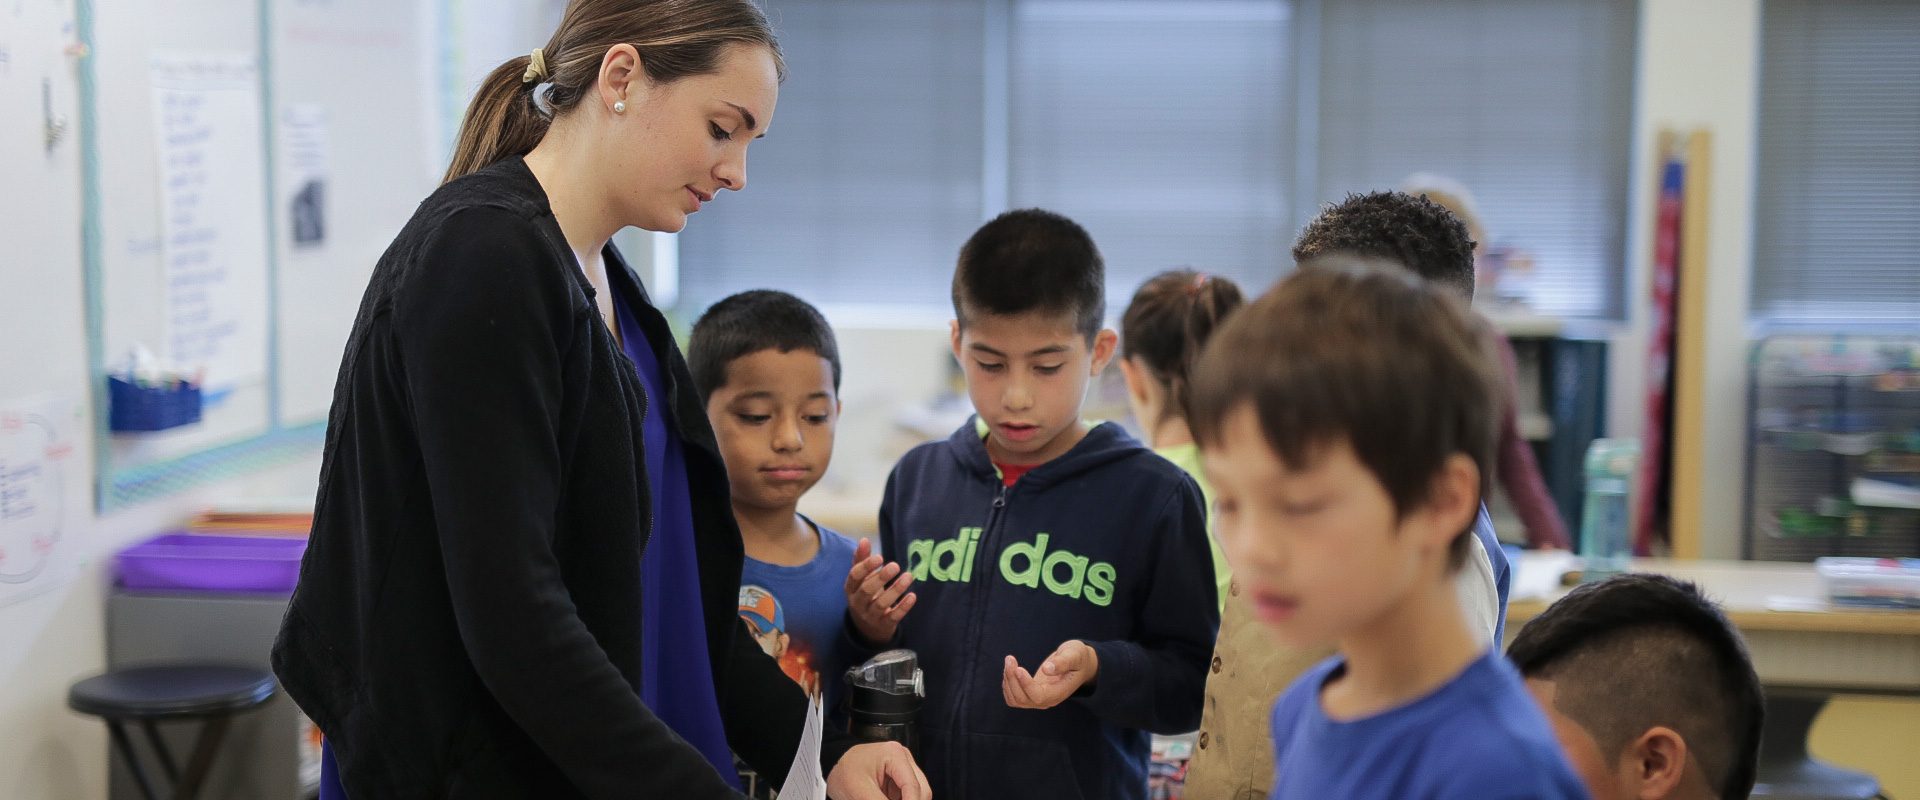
(690, 290), (862, 725)
(1186, 193), (1518, 800)
(844, 209), (1220, 800)
(1190, 263), (1588, 800)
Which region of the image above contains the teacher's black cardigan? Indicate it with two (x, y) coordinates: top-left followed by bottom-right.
(273, 157), (853, 798)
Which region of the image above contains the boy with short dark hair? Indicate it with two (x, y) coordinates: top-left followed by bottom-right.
(1191, 264), (1586, 800)
(844, 209), (1219, 800)
(1292, 189), (1481, 296)
(690, 290), (861, 723)
(1508, 574), (1765, 800)
(1295, 189), (1570, 551)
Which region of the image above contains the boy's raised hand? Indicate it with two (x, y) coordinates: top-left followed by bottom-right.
(1002, 640), (1099, 710)
(845, 538), (917, 644)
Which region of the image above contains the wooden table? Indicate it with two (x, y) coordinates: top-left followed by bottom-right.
(1505, 557), (1920, 695)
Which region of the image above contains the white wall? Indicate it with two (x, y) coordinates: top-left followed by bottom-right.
(0, 60), (321, 782)
(805, 314), (955, 508)
(0, 0), (323, 795)
(1613, 0), (1761, 559)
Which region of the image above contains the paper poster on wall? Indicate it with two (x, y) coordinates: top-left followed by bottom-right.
(150, 52), (271, 407)
(281, 102), (328, 248)
(0, 395), (88, 608)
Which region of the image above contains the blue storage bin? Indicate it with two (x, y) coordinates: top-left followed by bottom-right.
(108, 375), (202, 432)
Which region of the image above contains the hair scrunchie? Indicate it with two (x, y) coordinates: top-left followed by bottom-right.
(522, 48), (549, 84)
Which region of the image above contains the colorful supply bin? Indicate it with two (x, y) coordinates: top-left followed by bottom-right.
(116, 533), (306, 594)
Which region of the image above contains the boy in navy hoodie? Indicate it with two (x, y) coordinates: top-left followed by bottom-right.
(843, 209), (1219, 800)
(1190, 262), (1587, 800)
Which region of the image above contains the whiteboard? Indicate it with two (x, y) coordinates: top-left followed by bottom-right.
(270, 0), (438, 424)
(0, 0), (94, 606)
(80, 0), (439, 508)
(91, 0), (273, 471)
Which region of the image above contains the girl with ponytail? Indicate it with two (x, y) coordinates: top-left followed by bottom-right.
(1118, 269), (1244, 609)
(1120, 270), (1329, 800)
(276, 2), (926, 797)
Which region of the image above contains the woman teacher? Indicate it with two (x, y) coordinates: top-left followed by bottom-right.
(272, 1), (927, 797)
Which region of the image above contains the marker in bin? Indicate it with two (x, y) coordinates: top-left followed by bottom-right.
(107, 344), (204, 432)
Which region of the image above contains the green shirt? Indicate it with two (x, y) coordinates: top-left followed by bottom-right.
(1155, 442), (1230, 613)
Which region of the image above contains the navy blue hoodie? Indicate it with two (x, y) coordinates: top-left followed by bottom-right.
(858, 418), (1219, 800)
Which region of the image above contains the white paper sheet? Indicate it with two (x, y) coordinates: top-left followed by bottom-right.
(0, 395), (88, 607)
(280, 102), (329, 248)
(150, 52), (271, 402)
(782, 692), (828, 800)
(1509, 548), (1583, 602)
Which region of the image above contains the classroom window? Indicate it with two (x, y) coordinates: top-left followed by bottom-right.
(677, 0), (1636, 320)
(1009, 0), (1295, 306)
(1313, 0), (1639, 318)
(680, 0), (1292, 313)
(676, 0), (989, 310)
(1752, 0), (1920, 326)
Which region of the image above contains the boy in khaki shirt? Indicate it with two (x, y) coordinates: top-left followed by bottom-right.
(1183, 596), (1331, 799)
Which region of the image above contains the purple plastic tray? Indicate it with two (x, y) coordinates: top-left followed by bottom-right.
(117, 533), (307, 594)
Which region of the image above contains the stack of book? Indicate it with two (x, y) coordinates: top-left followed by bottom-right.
(186, 498), (314, 538)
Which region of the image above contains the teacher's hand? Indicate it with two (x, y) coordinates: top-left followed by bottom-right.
(826, 741), (929, 800)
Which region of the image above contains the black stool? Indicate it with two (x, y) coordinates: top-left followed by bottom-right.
(1750, 691), (1885, 800)
(68, 664), (277, 800)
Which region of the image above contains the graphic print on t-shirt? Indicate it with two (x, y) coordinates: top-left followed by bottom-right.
(740, 585), (821, 698)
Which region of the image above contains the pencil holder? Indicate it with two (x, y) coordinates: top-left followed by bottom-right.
(107, 375), (202, 432)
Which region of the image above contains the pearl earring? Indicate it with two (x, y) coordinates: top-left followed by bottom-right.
(613, 101), (626, 113)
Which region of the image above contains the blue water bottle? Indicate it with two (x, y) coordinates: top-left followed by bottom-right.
(1580, 438), (1640, 582)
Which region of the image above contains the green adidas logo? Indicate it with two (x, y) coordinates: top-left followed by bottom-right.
(904, 529), (1116, 607)
(906, 527), (985, 583)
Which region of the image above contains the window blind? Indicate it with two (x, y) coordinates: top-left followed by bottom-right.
(1009, 0), (1296, 305)
(676, 0), (988, 312)
(1753, 0), (1920, 325)
(1314, 0), (1637, 318)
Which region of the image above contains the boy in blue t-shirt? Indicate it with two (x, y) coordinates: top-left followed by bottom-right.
(1189, 263), (1588, 800)
(844, 209), (1219, 800)
(690, 290), (861, 724)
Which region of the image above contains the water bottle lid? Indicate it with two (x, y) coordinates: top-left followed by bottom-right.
(845, 648), (924, 698)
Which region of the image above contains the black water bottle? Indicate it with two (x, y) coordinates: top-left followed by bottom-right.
(844, 649), (923, 756)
